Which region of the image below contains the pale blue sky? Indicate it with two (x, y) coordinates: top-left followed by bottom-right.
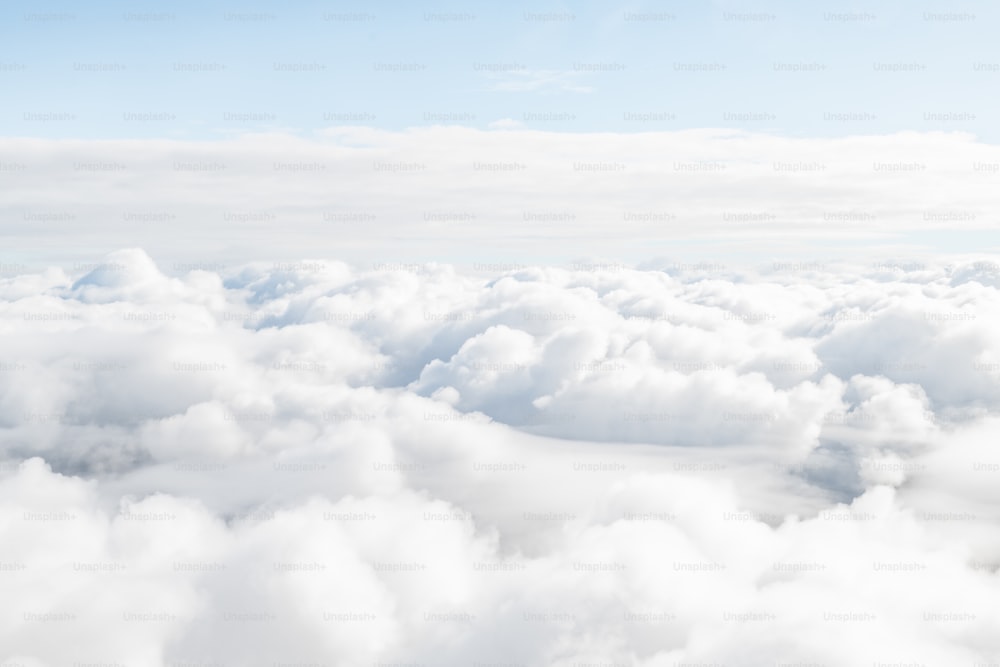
(3, 0), (999, 140)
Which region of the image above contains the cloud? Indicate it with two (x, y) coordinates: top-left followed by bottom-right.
(4, 129), (1000, 271)
(483, 68), (596, 94)
(2, 250), (1000, 663)
(487, 118), (525, 130)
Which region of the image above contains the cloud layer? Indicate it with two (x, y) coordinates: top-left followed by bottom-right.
(2, 249), (1000, 666)
(3, 128), (999, 271)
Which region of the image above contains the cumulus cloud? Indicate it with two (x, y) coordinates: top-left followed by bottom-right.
(2, 249), (1000, 665)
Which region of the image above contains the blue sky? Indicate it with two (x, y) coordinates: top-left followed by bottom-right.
(3, 0), (998, 140)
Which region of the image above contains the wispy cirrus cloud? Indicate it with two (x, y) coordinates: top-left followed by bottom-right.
(483, 68), (596, 93)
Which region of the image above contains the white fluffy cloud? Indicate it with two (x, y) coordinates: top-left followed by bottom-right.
(2, 249), (1000, 665)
